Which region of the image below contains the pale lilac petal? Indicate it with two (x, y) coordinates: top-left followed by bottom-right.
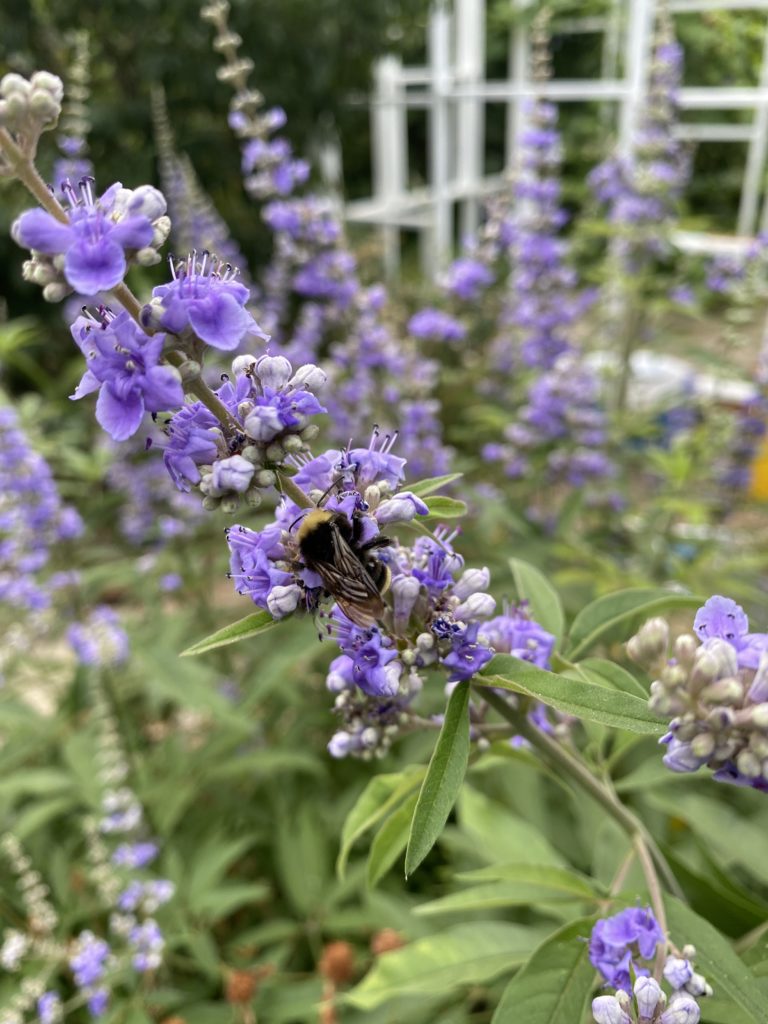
(188, 293), (253, 350)
(110, 216), (154, 250)
(65, 238), (126, 293)
(13, 209), (74, 252)
(96, 384), (144, 441)
(141, 365), (184, 412)
(70, 369), (101, 400)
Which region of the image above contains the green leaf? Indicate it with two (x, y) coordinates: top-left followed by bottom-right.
(422, 496), (468, 520)
(415, 881), (595, 916)
(565, 588), (701, 661)
(578, 657), (648, 699)
(405, 681), (471, 877)
(345, 922), (550, 1010)
(455, 863), (601, 899)
(180, 610), (277, 656)
(189, 882), (270, 921)
(337, 765), (426, 879)
(509, 559), (565, 642)
(408, 473), (464, 497)
(457, 788), (564, 867)
(479, 655), (664, 735)
(665, 896), (767, 1024)
(0, 769), (73, 800)
(492, 917), (597, 1024)
(367, 792), (418, 888)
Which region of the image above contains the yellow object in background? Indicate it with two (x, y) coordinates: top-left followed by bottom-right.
(749, 432), (768, 500)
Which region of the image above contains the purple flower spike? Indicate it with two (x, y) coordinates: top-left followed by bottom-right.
(70, 308), (183, 441)
(143, 250), (267, 351)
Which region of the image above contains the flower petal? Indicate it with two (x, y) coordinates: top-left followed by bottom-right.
(95, 384), (144, 441)
(12, 209), (74, 252)
(188, 293), (253, 350)
(141, 365), (184, 412)
(70, 368), (102, 400)
(109, 215), (154, 251)
(65, 238), (127, 294)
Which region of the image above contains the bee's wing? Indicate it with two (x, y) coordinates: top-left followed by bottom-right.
(313, 526), (386, 628)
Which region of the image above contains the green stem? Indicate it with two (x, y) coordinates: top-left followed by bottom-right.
(475, 686), (681, 943)
(0, 127), (67, 218)
(276, 470), (313, 509)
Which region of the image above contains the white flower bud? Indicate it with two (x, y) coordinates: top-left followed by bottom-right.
(591, 995), (631, 1024)
(659, 993), (701, 1024)
(454, 592), (496, 622)
(634, 975), (662, 1019)
(267, 584), (301, 618)
(736, 749), (763, 778)
(256, 354), (292, 389)
(1, 74), (31, 98)
(700, 676), (744, 706)
(289, 363), (327, 391)
(30, 71), (63, 101)
(232, 355), (257, 376)
(453, 567), (491, 602)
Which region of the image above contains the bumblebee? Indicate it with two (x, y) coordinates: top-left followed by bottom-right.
(295, 508), (392, 628)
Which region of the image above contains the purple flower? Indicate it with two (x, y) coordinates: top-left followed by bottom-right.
(442, 622), (494, 681)
(70, 930), (111, 988)
(12, 179), (160, 294)
(589, 907), (664, 994)
(407, 308), (466, 344)
(111, 841), (159, 869)
(67, 606), (129, 667)
(70, 308), (184, 441)
(693, 595), (768, 670)
(37, 992), (63, 1024)
(129, 918), (165, 973)
(480, 605), (555, 669)
(442, 257), (494, 301)
(142, 251), (267, 351)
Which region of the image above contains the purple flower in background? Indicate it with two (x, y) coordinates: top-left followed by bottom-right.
(589, 907), (664, 993)
(67, 606), (129, 667)
(70, 308), (184, 441)
(442, 257), (494, 301)
(37, 992), (63, 1024)
(142, 250), (267, 351)
(70, 930), (111, 989)
(481, 604), (555, 669)
(408, 307), (466, 344)
(12, 179), (164, 294)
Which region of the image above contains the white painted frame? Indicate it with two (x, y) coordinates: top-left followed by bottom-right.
(345, 0), (768, 277)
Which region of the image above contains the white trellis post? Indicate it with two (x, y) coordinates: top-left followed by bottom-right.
(505, 1), (530, 171)
(618, 0), (656, 156)
(371, 55), (408, 278)
(740, 16), (768, 235)
(428, 3), (454, 270)
(455, 0), (486, 240)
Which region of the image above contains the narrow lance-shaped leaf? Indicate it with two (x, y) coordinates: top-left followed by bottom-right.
(422, 495), (468, 519)
(492, 917), (597, 1024)
(408, 472), (464, 497)
(665, 896), (767, 1024)
(180, 610), (277, 656)
(479, 655), (664, 735)
(509, 557), (565, 643)
(565, 588), (701, 661)
(405, 680), (471, 877)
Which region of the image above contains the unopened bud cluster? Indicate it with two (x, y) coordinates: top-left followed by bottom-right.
(593, 955), (711, 1024)
(628, 597), (768, 789)
(0, 73), (63, 165)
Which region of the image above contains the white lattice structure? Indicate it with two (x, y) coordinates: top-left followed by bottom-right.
(345, 0), (768, 277)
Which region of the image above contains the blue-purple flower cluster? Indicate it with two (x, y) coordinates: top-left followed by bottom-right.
(629, 596), (768, 790)
(589, 14), (690, 271)
(590, 907), (711, 1023)
(482, 354), (615, 513)
(67, 606), (130, 668)
(0, 406), (83, 613)
(13, 178), (170, 300)
(202, 0), (452, 480)
(0, 670), (174, 1021)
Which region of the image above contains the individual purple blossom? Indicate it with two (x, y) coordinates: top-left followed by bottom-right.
(37, 991), (63, 1024)
(111, 841), (159, 869)
(693, 595), (768, 670)
(129, 918), (164, 972)
(589, 907), (664, 994)
(70, 307), (184, 441)
(480, 603), (555, 669)
(141, 250), (267, 351)
(67, 606), (129, 667)
(70, 930), (111, 989)
(407, 308), (466, 344)
(442, 622), (494, 681)
(12, 178), (167, 295)
(441, 256), (494, 301)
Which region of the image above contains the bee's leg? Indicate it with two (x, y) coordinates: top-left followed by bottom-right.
(358, 534), (392, 552)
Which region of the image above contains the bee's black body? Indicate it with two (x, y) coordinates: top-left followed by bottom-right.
(295, 508), (391, 627)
